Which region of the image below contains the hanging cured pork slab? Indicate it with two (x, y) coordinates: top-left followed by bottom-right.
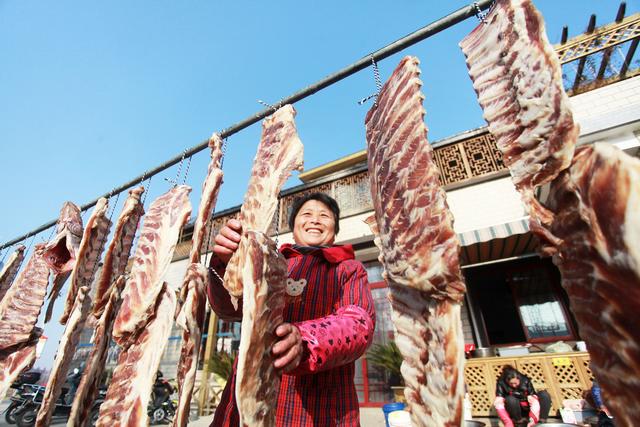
(545, 143), (640, 427)
(234, 231), (287, 427)
(36, 287), (93, 427)
(93, 186), (145, 317)
(96, 285), (176, 427)
(59, 198), (113, 324)
(0, 244), (49, 400)
(36, 198), (112, 427)
(99, 186), (191, 426)
(0, 245), (26, 303)
(66, 188), (144, 427)
(459, 0), (580, 255)
(43, 201), (84, 323)
(0, 329), (41, 400)
(223, 105), (303, 305)
(365, 55), (466, 426)
(188, 134), (224, 265)
(173, 135), (224, 427)
(68, 276), (125, 427)
(0, 244), (50, 352)
(112, 185), (192, 345)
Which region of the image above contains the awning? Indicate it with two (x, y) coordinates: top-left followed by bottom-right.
(457, 218), (538, 266)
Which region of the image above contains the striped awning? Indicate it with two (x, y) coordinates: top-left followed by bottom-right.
(457, 218), (538, 266)
(457, 217), (530, 246)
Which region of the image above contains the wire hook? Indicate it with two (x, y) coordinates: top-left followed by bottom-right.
(473, 2), (488, 24)
(257, 100), (281, 114)
(358, 55), (383, 107)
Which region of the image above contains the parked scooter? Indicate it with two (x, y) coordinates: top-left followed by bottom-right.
(14, 386), (106, 427)
(3, 370), (43, 424)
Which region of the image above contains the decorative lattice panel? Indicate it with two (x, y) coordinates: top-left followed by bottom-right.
(552, 362), (581, 386)
(465, 365), (489, 387)
(517, 360), (547, 388)
(469, 389), (493, 414)
(551, 358), (588, 404)
(577, 355), (594, 383)
(465, 364), (494, 416)
(433, 144), (469, 185)
(332, 172), (372, 218)
(463, 133), (505, 177)
(555, 14), (640, 63)
(516, 359), (558, 413)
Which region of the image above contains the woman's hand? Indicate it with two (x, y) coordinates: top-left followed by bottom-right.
(272, 323), (303, 373)
(212, 219), (243, 264)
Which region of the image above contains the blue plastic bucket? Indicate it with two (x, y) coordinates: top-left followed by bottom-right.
(382, 402), (406, 427)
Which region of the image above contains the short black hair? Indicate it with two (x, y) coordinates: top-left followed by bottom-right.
(288, 192), (340, 234)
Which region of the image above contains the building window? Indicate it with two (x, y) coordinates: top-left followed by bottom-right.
(510, 270), (573, 341)
(465, 257), (577, 346)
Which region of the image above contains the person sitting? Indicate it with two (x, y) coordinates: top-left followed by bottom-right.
(494, 365), (551, 427)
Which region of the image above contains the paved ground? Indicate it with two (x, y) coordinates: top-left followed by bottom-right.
(1, 398), (389, 426)
(187, 408), (388, 427)
(3, 398), (507, 426)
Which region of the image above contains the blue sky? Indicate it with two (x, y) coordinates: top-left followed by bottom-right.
(0, 1), (635, 368)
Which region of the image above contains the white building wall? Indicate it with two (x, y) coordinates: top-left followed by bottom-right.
(570, 76), (640, 136)
(446, 178), (527, 233)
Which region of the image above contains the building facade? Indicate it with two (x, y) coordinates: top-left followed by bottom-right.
(76, 10), (640, 414)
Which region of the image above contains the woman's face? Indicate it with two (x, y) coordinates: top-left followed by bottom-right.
(508, 377), (520, 388)
(292, 199), (336, 246)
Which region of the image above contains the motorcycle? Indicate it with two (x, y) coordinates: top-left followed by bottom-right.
(148, 375), (176, 425)
(14, 386), (106, 427)
(148, 398), (177, 425)
(3, 370), (43, 424)
(4, 384), (41, 425)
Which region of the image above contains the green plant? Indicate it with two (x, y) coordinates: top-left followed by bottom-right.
(207, 351), (236, 379)
(367, 341), (404, 386)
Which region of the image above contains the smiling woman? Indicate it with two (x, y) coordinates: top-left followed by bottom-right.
(206, 191), (376, 426)
(289, 192), (340, 247)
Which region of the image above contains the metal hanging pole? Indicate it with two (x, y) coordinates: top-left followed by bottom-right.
(0, 0), (493, 251)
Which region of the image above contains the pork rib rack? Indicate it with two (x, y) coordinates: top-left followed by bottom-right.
(546, 143), (640, 427)
(0, 244), (49, 398)
(173, 134), (224, 427)
(100, 186), (192, 426)
(43, 201), (83, 323)
(223, 105), (303, 304)
(96, 285), (176, 427)
(67, 276), (125, 427)
(0, 244), (50, 353)
(0, 245), (26, 304)
(365, 56), (466, 426)
(93, 186), (145, 318)
(0, 329), (41, 400)
(36, 198), (112, 427)
(459, 0), (580, 254)
(113, 185), (192, 345)
(235, 231), (287, 427)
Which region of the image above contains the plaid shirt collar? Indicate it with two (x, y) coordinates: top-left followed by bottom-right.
(280, 243), (355, 264)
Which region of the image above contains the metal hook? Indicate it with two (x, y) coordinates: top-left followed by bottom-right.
(141, 173), (153, 205)
(257, 100), (281, 113)
(358, 55), (383, 107)
(173, 149), (188, 187)
(473, 2), (488, 24)
(182, 155), (193, 185)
